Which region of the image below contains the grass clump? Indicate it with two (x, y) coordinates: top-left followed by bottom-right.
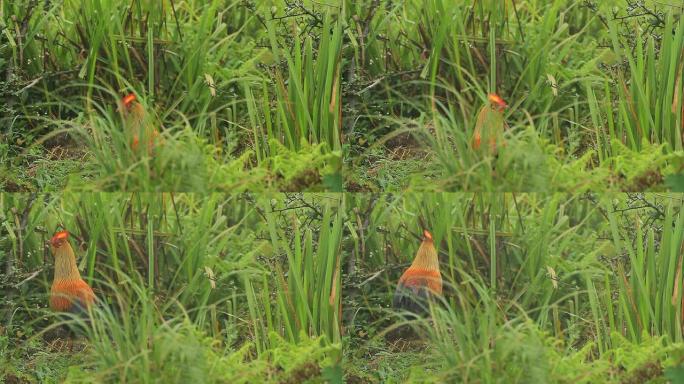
(0, 193), (343, 383)
(1, 1), (343, 191)
(344, 0), (684, 191)
(344, 193), (684, 382)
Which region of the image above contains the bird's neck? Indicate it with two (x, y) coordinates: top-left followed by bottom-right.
(129, 103), (146, 123)
(410, 240), (440, 271)
(53, 244), (83, 282)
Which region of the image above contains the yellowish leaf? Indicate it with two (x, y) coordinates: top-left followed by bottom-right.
(547, 265), (558, 289)
(204, 73), (216, 97)
(547, 74), (558, 97)
(204, 266), (216, 289)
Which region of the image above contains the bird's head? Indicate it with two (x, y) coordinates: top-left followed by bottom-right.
(487, 93), (507, 111)
(121, 93), (137, 112)
(120, 92), (147, 123)
(50, 230), (69, 249)
(423, 229), (433, 242)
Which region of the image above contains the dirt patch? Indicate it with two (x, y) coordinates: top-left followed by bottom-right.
(621, 360), (663, 384)
(281, 361), (321, 384)
(345, 180), (370, 192)
(2, 373), (31, 384)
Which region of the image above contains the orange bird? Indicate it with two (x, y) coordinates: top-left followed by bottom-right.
(471, 93), (508, 156)
(50, 230), (96, 315)
(392, 230), (442, 314)
(121, 93), (160, 154)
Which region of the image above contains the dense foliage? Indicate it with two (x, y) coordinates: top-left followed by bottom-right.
(1, 1), (343, 191)
(0, 193), (343, 383)
(345, 0), (684, 191)
(344, 193), (684, 382)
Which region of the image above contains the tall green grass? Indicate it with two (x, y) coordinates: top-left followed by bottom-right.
(596, 195), (684, 347)
(348, 0), (601, 145)
(599, 14), (684, 153)
(0, 193), (343, 382)
(346, 0), (684, 191)
(242, 194), (344, 353)
(345, 193), (684, 382)
(262, 10), (344, 155)
(2, 0), (343, 191)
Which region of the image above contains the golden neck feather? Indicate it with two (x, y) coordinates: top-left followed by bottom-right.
(52, 242), (82, 281)
(128, 103), (147, 123)
(410, 239), (440, 271)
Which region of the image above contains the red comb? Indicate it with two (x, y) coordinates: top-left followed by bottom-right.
(487, 93), (507, 109)
(51, 230), (69, 245)
(122, 93), (136, 107)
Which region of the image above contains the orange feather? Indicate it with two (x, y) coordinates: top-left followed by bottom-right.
(49, 230), (96, 313)
(393, 230), (442, 313)
(50, 279), (95, 312)
(473, 132), (482, 150)
(397, 268), (443, 295)
(121, 93), (161, 155)
(471, 93), (507, 154)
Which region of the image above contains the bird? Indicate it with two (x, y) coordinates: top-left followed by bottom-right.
(49, 230), (96, 317)
(471, 93), (508, 156)
(120, 93), (160, 155)
(392, 229), (443, 315)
